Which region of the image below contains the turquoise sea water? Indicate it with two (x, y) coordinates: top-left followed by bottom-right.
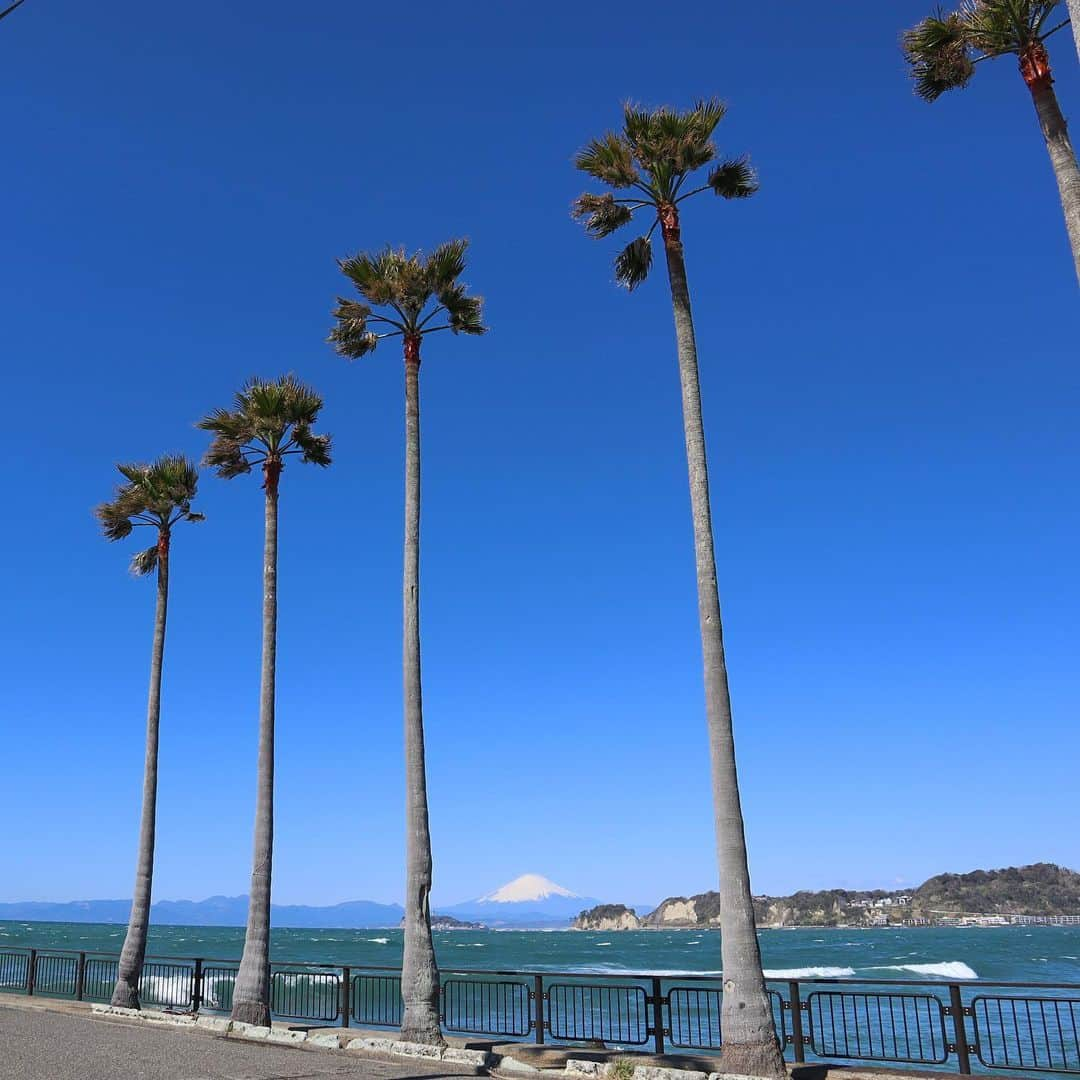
(2, 921), (1079, 985)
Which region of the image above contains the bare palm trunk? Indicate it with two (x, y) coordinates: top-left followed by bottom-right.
(1022, 45), (1080, 285)
(1065, 0), (1080, 63)
(111, 533), (170, 1010)
(399, 337), (443, 1046)
(659, 205), (783, 1078)
(230, 461), (280, 1028)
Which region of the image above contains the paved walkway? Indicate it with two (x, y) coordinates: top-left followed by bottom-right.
(0, 999), (475, 1080)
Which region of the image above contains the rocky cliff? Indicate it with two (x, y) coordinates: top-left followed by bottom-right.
(573, 904), (642, 931)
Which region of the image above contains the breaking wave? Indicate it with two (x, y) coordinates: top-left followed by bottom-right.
(763, 966), (856, 979)
(875, 961), (978, 979)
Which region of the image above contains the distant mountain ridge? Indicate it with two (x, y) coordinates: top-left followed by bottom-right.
(0, 895), (403, 928)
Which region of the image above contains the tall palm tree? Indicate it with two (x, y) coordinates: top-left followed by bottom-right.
(95, 455), (203, 1010)
(198, 375), (331, 1027)
(329, 241), (486, 1045)
(904, 1), (1080, 284)
(573, 101), (783, 1079)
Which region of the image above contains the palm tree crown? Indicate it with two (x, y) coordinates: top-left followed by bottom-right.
(903, 1), (1069, 99)
(198, 374), (331, 486)
(329, 240), (486, 362)
(95, 455), (203, 574)
(572, 99), (758, 288)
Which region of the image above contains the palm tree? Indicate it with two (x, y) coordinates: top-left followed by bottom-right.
(95, 455), (203, 1010)
(0, 1), (28, 22)
(572, 101), (783, 1079)
(198, 375), (331, 1027)
(329, 241), (486, 1045)
(904, 1), (1080, 284)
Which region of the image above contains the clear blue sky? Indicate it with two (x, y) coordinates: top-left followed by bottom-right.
(2, 0), (1078, 909)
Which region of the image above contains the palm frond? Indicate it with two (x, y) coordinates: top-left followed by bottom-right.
(572, 192), (636, 238)
(425, 238), (468, 293)
(200, 375), (330, 479)
(438, 283), (487, 335)
(903, 12), (977, 99)
(708, 157), (759, 199)
(97, 454), (201, 546)
(130, 545), (160, 577)
(575, 132), (640, 188)
(291, 424), (333, 467)
(614, 236), (653, 290)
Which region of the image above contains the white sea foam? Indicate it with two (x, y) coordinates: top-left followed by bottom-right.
(139, 973), (191, 1007)
(595, 942), (612, 947)
(367, 937), (389, 944)
(875, 962), (978, 980)
(763, 966), (856, 979)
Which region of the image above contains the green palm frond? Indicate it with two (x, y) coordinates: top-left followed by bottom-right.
(959, 0), (1058, 54)
(708, 157), (759, 199)
(291, 424), (333, 467)
(621, 99), (727, 186)
(439, 283), (487, 335)
(574, 132), (641, 188)
(426, 238), (468, 293)
(96, 454), (202, 564)
(572, 193), (635, 238)
(904, 12), (977, 99)
(130, 545), (160, 577)
(614, 236), (653, 290)
(199, 375), (331, 477)
(332, 239), (486, 345)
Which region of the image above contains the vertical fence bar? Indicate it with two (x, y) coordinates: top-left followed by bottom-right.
(191, 959), (203, 1013)
(949, 983), (971, 1075)
(788, 981), (805, 1064)
(652, 976), (666, 1055)
(534, 975), (545, 1045)
(341, 966), (351, 1028)
(26, 950), (37, 996)
(75, 953), (87, 1002)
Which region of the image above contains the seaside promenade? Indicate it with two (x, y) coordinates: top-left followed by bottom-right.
(0, 997), (477, 1080)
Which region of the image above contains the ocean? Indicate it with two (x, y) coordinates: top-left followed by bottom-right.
(2, 921), (1079, 985)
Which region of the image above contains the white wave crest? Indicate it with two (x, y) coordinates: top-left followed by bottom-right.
(367, 937), (389, 944)
(763, 966), (856, 979)
(877, 962), (978, 980)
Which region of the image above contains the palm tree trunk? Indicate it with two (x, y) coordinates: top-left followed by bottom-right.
(1023, 48), (1080, 285)
(230, 461), (280, 1028)
(111, 533), (170, 1009)
(659, 205), (784, 1079)
(399, 337), (443, 1046)
(1065, 0), (1080, 64)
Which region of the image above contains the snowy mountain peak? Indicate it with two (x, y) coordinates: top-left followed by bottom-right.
(479, 874), (580, 904)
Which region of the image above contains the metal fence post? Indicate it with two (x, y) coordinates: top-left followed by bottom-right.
(192, 959), (203, 1013)
(26, 950), (37, 996)
(75, 953), (87, 1001)
(651, 976), (666, 1056)
(341, 966), (351, 1028)
(788, 981), (806, 1063)
(533, 975), (545, 1045)
(948, 983), (972, 1075)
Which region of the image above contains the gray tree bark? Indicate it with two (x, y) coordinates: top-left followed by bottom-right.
(1065, 0), (1080, 64)
(111, 533), (170, 1009)
(399, 343), (444, 1047)
(660, 208), (785, 1078)
(230, 462), (279, 1028)
(1028, 68), (1080, 286)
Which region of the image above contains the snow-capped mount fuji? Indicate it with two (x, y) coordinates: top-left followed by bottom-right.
(439, 874), (600, 927)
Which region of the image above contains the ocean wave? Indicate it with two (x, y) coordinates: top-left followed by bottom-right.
(764, 966), (856, 979)
(875, 961), (978, 979)
(595, 942), (612, 947)
(367, 937), (389, 944)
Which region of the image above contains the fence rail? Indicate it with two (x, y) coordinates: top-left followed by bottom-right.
(1, 944), (1079, 1075)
